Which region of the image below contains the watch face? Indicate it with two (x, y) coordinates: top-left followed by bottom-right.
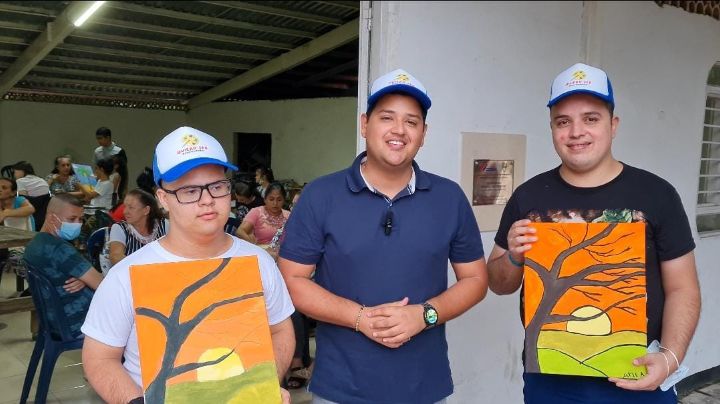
(425, 308), (438, 325)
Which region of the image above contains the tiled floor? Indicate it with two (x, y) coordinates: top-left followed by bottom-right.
(0, 271), (312, 404)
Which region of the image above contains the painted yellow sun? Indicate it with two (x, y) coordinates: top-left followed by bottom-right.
(196, 347), (245, 382)
(566, 306), (611, 336)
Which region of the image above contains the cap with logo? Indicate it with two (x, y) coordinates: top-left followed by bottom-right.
(547, 63), (614, 108)
(153, 126), (237, 185)
(367, 68), (432, 114)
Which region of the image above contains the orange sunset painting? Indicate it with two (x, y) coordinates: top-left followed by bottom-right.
(130, 256), (281, 404)
(523, 222), (648, 379)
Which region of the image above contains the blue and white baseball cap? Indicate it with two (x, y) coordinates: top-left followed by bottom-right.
(547, 63), (614, 108)
(153, 126), (237, 185)
(367, 68), (431, 114)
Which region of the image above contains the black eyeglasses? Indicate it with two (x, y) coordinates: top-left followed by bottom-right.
(161, 179), (232, 204)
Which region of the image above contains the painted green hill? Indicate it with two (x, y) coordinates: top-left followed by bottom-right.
(165, 361), (281, 404)
(538, 330), (646, 361)
(584, 345), (648, 379)
(537, 348), (606, 377)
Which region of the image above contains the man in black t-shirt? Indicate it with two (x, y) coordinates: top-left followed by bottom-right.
(487, 63), (700, 403)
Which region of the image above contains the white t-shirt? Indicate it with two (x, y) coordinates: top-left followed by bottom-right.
(81, 236), (294, 388)
(90, 179), (113, 208)
(16, 175), (50, 197)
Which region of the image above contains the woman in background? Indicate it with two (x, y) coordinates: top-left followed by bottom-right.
(46, 155), (84, 198)
(236, 182), (289, 249)
(0, 177), (35, 230)
(108, 189), (166, 266)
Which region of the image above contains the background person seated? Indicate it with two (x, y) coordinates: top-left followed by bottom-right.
(108, 189), (167, 267)
(232, 181), (263, 222)
(13, 161), (51, 230)
(46, 155), (84, 199)
(236, 182), (290, 258)
(23, 193), (103, 337)
(0, 177), (35, 230)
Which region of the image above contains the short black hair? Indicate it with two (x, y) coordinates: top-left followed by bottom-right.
(136, 167), (155, 194)
(96, 158), (114, 176)
(12, 161), (35, 176)
(366, 91), (428, 121)
(96, 127), (112, 138)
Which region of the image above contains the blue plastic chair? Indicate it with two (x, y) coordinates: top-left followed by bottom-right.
(20, 262), (84, 404)
(86, 226), (109, 272)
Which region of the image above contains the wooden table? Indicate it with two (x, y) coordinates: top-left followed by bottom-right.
(0, 226), (36, 249)
(0, 226), (36, 292)
(0, 226), (37, 322)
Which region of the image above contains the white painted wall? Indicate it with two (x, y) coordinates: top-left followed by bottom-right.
(187, 97), (358, 185)
(0, 100), (185, 183)
(0, 97), (358, 188)
(367, 1), (720, 402)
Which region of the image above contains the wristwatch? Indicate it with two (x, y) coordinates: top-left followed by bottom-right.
(422, 302), (438, 329)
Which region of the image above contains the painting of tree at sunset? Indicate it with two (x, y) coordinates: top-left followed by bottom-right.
(130, 256), (281, 404)
(523, 222), (648, 379)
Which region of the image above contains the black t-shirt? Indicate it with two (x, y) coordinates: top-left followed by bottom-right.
(495, 163), (695, 343)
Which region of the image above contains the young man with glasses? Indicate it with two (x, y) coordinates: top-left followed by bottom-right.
(81, 127), (295, 404)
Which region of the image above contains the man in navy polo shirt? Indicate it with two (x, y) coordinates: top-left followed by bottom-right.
(279, 69), (488, 404)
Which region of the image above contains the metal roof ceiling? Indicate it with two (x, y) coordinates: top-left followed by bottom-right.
(0, 1), (360, 111)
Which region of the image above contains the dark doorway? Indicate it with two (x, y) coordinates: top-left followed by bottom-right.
(234, 132), (272, 183)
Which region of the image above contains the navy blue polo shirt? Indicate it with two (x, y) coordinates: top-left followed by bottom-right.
(280, 152), (484, 404)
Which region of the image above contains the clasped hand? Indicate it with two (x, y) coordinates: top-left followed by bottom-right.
(356, 297), (426, 349)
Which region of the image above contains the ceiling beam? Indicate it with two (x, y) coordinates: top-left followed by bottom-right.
(316, 1), (361, 11)
(40, 54), (233, 80)
(72, 30), (274, 61)
(0, 3), (56, 18)
(9, 86), (189, 103)
(22, 75), (201, 95)
(202, 1), (344, 25)
(187, 18), (358, 109)
(0, 2), (96, 97)
(0, 35), (29, 46)
(293, 59), (357, 87)
(93, 17), (294, 50)
(105, 2), (318, 39)
(57, 43), (250, 71)
(29, 65), (217, 88)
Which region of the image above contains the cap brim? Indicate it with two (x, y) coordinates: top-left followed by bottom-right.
(547, 89), (614, 108)
(368, 84), (432, 112)
(155, 157), (238, 185)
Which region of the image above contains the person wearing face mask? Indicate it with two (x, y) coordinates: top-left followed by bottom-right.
(23, 193), (104, 337)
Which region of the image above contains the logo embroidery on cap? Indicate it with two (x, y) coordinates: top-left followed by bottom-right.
(565, 70), (592, 88)
(177, 133), (208, 155)
(389, 73), (412, 86)
(182, 134), (199, 147)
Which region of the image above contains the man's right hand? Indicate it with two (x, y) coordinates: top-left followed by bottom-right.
(506, 219), (538, 264)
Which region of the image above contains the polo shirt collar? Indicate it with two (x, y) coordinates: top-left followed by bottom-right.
(346, 151), (431, 193)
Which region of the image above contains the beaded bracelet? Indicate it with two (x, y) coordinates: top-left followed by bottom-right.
(354, 305), (365, 332)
